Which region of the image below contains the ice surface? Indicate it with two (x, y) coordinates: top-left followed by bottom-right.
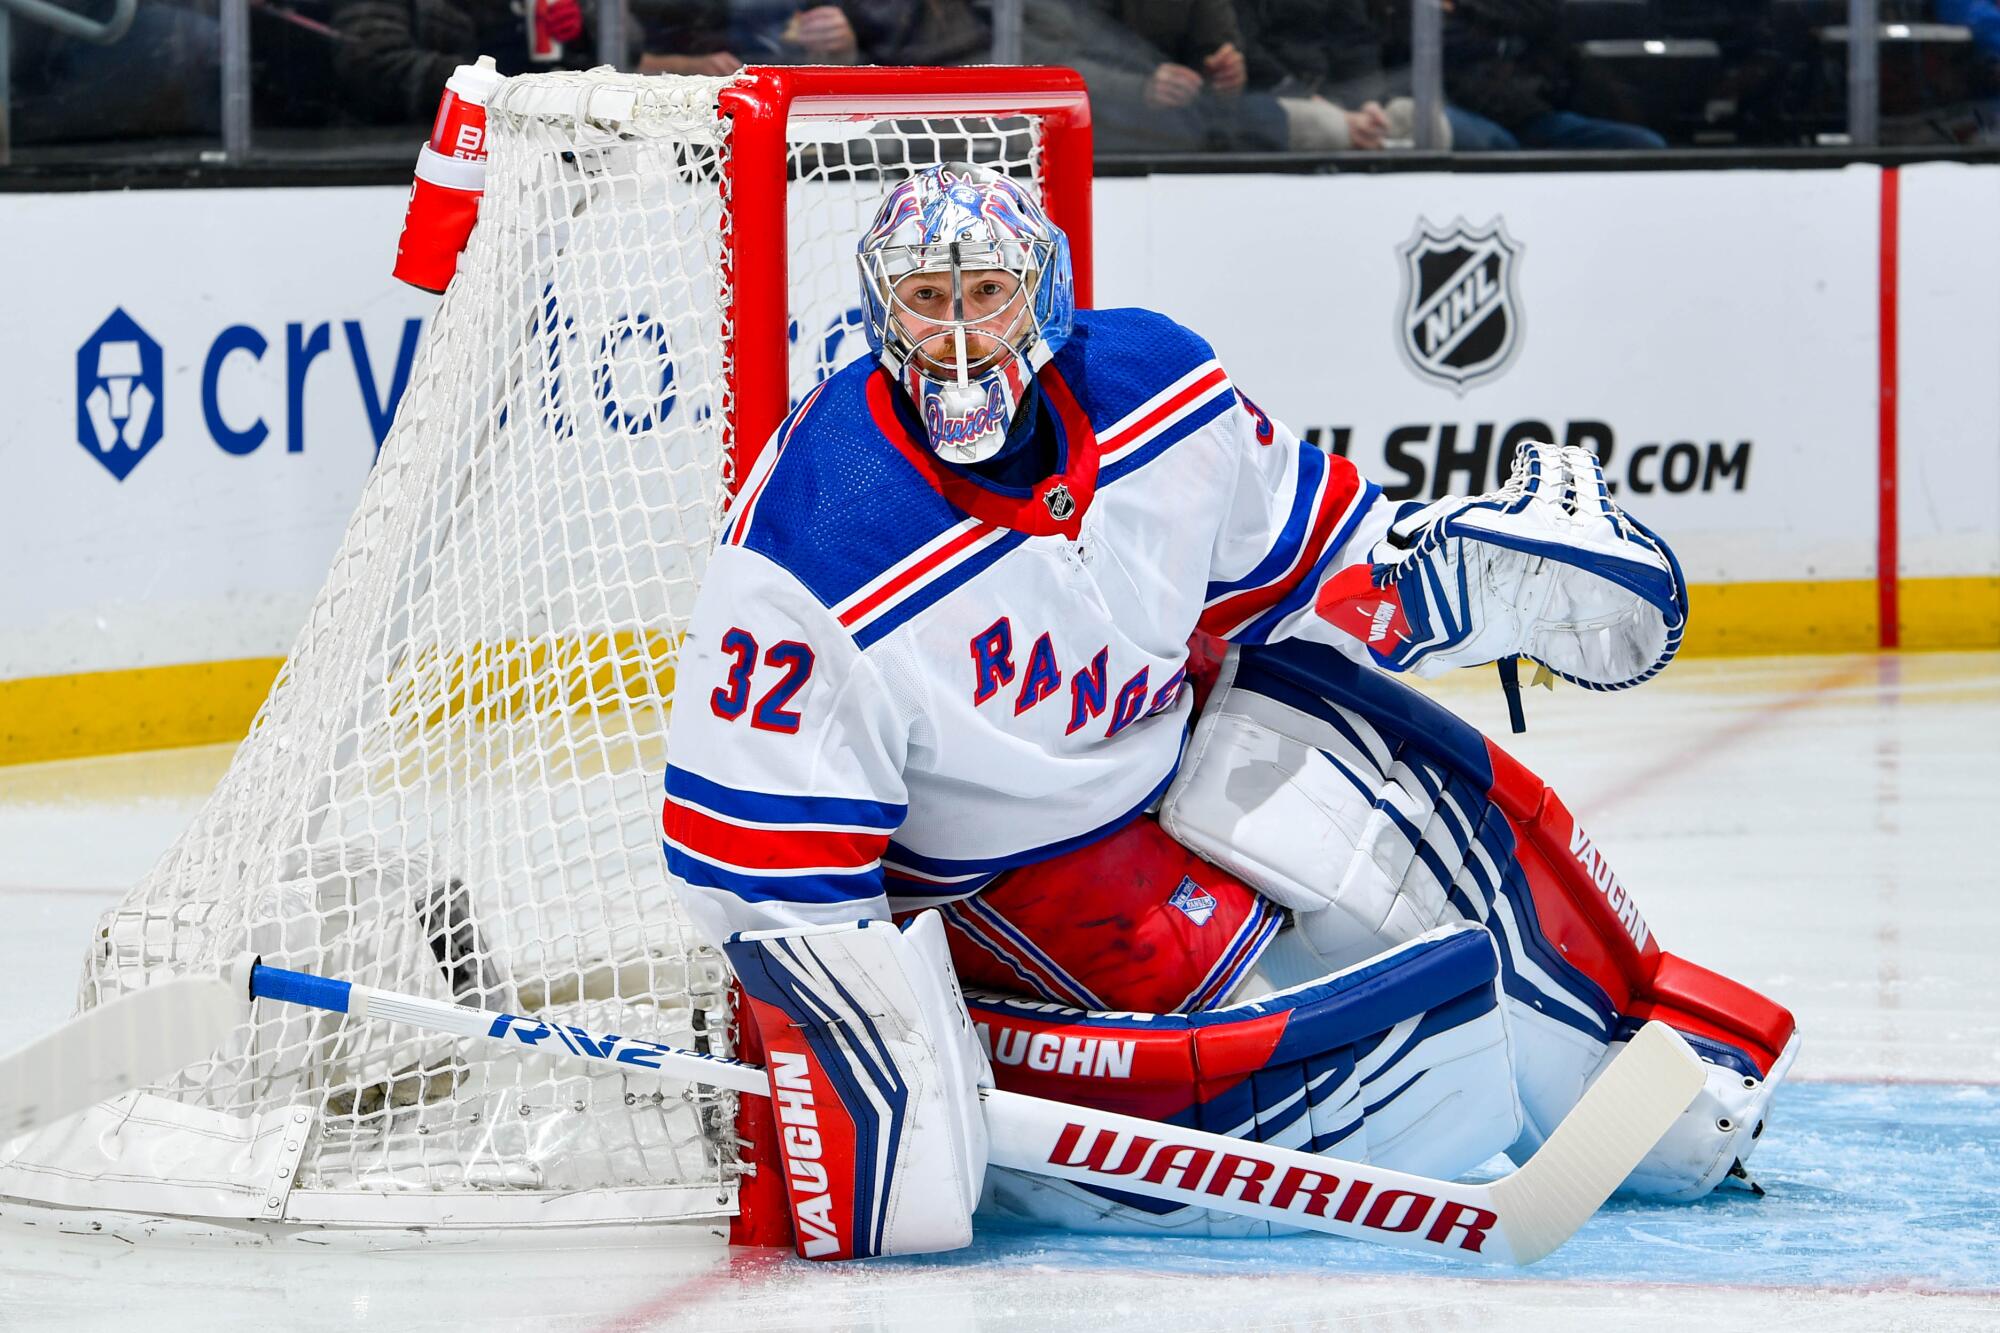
(0, 651), (1995, 1331)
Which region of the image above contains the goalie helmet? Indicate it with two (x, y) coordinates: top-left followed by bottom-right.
(858, 163), (1074, 464)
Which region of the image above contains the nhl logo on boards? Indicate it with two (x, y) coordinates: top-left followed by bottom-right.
(1167, 876), (1218, 927)
(1396, 218), (1523, 394)
(1043, 482), (1076, 521)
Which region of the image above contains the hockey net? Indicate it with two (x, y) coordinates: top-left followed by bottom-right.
(16, 68), (1089, 1234)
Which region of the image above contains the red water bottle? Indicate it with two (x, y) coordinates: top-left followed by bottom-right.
(392, 56), (503, 294)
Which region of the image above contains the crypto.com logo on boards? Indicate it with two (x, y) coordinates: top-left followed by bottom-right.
(68, 307), (427, 484)
(76, 309), (165, 482)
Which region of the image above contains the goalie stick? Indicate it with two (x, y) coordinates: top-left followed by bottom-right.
(0, 971), (249, 1141)
(0, 957), (1704, 1264)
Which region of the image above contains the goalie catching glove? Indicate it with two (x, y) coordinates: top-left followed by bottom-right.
(1316, 441), (1689, 690)
(725, 912), (991, 1260)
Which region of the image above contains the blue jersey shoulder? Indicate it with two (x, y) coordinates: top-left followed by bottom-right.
(728, 359), (964, 614)
(1053, 307), (1219, 427)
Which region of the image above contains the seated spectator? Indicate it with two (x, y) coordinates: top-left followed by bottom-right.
(1442, 0), (1667, 149)
(330, 0), (642, 125)
(8, 2), (220, 146)
(1931, 0), (2000, 140)
(1235, 0), (1464, 148)
(1021, 0), (1403, 153)
(640, 0), (988, 73)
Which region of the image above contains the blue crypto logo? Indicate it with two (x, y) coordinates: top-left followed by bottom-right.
(76, 309), (165, 481)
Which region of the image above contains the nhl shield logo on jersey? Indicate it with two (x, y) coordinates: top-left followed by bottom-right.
(1166, 876), (1218, 926)
(1396, 218), (1524, 393)
(1043, 482), (1076, 521)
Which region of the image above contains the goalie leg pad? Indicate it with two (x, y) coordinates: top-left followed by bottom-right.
(1160, 646), (1460, 968)
(726, 913), (992, 1260)
(1162, 638), (1798, 1200)
(966, 923), (1523, 1236)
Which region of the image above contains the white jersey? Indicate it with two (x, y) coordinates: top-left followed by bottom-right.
(662, 308), (1392, 944)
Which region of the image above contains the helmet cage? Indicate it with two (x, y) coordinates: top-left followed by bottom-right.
(861, 237), (1060, 385)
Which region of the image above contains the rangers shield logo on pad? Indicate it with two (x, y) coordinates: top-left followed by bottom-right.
(1396, 218), (1523, 393)
(1167, 877), (1217, 926)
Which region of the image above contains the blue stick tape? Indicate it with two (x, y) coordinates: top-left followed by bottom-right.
(250, 964), (353, 1015)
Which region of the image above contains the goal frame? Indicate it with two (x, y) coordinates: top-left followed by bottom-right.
(0, 65), (1095, 1251)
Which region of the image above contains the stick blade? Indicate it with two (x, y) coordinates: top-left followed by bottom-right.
(0, 974), (248, 1141)
(1489, 1020), (1707, 1264)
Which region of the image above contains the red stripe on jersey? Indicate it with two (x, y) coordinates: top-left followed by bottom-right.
(662, 796), (887, 872)
(1197, 457), (1362, 638)
(1100, 365), (1229, 455)
(838, 521), (997, 630)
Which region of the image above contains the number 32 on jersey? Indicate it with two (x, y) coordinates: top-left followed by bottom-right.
(710, 628), (816, 734)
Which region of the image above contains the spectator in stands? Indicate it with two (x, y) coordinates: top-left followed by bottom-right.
(1021, 0), (1386, 152)
(1934, 0), (2000, 139)
(1234, 0), (1468, 148)
(330, 0), (641, 125)
(1937, 0), (2000, 58)
(7, 3), (219, 146)
(640, 0), (988, 72)
(1441, 0), (1667, 149)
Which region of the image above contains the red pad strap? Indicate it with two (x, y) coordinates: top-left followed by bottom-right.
(961, 926), (1500, 1125)
(963, 997), (1273, 1125)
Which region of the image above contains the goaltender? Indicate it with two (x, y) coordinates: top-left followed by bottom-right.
(662, 165), (1797, 1258)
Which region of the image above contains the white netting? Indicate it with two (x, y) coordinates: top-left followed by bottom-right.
(53, 71), (1044, 1225)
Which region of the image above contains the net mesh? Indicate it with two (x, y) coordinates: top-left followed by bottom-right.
(66, 71), (1044, 1219)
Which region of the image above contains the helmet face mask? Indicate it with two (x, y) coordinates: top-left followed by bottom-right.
(858, 166), (1074, 464)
